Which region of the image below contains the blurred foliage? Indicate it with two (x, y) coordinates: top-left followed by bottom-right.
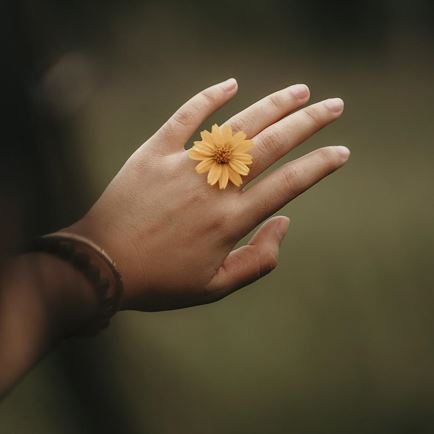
(1, 1), (434, 433)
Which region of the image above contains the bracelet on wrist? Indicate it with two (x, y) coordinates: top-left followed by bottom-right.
(28, 232), (124, 336)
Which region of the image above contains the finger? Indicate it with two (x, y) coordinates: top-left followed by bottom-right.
(245, 98), (344, 183)
(150, 78), (238, 154)
(205, 216), (290, 298)
(240, 146), (350, 232)
(222, 84), (310, 138)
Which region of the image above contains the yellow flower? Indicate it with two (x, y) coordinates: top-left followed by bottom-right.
(188, 124), (254, 189)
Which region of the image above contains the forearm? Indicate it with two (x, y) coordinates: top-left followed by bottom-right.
(0, 253), (97, 397)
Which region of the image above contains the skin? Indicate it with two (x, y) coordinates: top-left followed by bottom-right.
(69, 78), (349, 310)
(0, 79), (349, 396)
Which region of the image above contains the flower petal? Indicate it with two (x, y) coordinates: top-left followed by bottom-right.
(219, 164), (229, 189)
(221, 124), (232, 143)
(233, 139), (254, 153)
(229, 159), (250, 176)
(193, 140), (215, 151)
(230, 131), (247, 144)
(232, 153), (253, 164)
(211, 124), (224, 146)
(200, 130), (214, 145)
(189, 148), (210, 160)
(207, 163), (222, 186)
(195, 158), (214, 174)
(228, 166), (243, 187)
(192, 143), (214, 156)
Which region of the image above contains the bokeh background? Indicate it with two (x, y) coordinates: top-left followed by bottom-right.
(2, 1), (434, 433)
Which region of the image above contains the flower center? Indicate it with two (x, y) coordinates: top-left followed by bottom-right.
(214, 146), (232, 164)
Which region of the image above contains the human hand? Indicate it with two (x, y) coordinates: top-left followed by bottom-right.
(69, 78), (349, 311)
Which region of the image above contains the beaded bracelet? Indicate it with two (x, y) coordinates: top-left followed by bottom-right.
(29, 232), (124, 336)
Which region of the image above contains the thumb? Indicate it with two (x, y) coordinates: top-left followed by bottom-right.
(206, 216), (290, 299)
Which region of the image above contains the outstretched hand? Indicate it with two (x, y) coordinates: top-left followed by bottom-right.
(69, 79), (349, 311)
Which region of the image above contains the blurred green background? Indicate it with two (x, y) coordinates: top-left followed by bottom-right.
(2, 1), (434, 433)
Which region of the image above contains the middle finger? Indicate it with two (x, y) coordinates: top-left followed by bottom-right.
(244, 97), (345, 183)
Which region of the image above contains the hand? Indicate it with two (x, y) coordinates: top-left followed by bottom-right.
(69, 78), (349, 311)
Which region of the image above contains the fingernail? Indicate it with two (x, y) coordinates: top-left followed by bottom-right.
(324, 98), (344, 113)
(221, 78), (237, 91)
(289, 84), (309, 99)
(334, 146), (351, 161)
(276, 217), (290, 242)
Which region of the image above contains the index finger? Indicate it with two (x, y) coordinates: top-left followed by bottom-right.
(149, 78), (238, 154)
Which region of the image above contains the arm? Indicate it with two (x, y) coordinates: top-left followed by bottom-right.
(0, 253), (97, 395)
(0, 79), (349, 396)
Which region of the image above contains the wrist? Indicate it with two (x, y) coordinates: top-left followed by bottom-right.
(39, 253), (100, 337)
(6, 253), (98, 341)
(66, 217), (133, 311)
(29, 231), (125, 335)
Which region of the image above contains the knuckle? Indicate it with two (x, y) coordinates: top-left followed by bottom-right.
(158, 119), (176, 139)
(268, 91), (285, 110)
(200, 88), (219, 106)
(227, 117), (248, 134)
(302, 106), (323, 128)
(259, 248), (278, 276)
(172, 107), (196, 128)
(317, 147), (336, 164)
(258, 129), (281, 155)
(282, 164), (299, 191)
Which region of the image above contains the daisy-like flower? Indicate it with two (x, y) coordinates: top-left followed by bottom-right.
(188, 124), (254, 189)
